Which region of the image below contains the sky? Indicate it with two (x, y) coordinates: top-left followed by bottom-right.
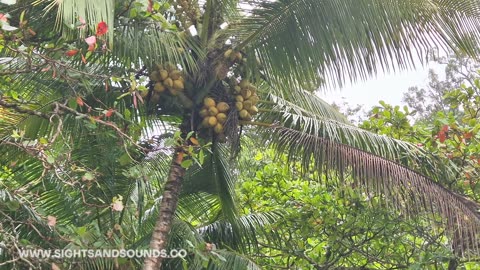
(319, 61), (446, 109)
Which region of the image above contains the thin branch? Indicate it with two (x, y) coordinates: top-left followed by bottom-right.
(55, 103), (147, 151)
(0, 99), (50, 119)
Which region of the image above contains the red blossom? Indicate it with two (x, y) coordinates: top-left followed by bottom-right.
(65, 49), (79, 57)
(96, 21), (108, 36)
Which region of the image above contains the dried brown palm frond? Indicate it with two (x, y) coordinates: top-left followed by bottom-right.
(263, 125), (480, 256)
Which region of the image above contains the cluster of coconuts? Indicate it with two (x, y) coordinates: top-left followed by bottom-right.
(199, 97), (230, 136)
(233, 79), (259, 121)
(148, 63), (185, 97)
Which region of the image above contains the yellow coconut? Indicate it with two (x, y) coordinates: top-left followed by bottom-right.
(213, 123), (224, 134)
(159, 70), (169, 80)
(216, 102), (230, 113)
(173, 79), (184, 90)
(169, 70), (182, 80)
(163, 78), (174, 88)
(239, 79), (249, 88)
(199, 108), (208, 118)
(149, 71), (160, 82)
(248, 106), (259, 115)
(204, 97), (216, 108)
(249, 94), (259, 104)
(234, 86), (241, 93)
(235, 95), (244, 102)
(235, 102), (243, 111)
(168, 88), (179, 96)
(208, 116), (218, 127)
(241, 89), (252, 99)
(208, 106), (219, 116)
(239, 109), (249, 119)
(202, 117), (210, 127)
(216, 113), (227, 124)
(154, 82), (166, 93)
(243, 100), (253, 110)
(224, 49), (233, 59)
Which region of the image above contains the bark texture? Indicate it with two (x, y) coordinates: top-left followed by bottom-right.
(143, 149), (186, 270)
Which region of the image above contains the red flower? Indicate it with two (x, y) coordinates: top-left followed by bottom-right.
(96, 21), (108, 36)
(65, 49), (79, 57)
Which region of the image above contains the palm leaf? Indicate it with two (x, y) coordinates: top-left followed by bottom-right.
(229, 0), (480, 90)
(257, 89), (456, 183)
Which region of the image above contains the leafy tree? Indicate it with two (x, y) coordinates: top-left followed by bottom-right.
(2, 1), (480, 270)
(360, 71), (480, 267)
(403, 54), (480, 121)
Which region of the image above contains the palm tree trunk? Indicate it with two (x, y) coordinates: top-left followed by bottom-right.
(143, 148), (186, 270)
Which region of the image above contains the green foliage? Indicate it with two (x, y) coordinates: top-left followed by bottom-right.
(238, 148), (460, 269)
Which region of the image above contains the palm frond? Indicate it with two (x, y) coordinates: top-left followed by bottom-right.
(263, 125), (480, 256)
(257, 90), (456, 183)
(113, 20), (203, 73)
(33, 0), (115, 47)
(229, 0), (480, 90)
(182, 143), (239, 223)
(197, 211), (283, 253)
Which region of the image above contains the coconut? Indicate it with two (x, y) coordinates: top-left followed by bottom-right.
(224, 49), (233, 59)
(208, 106), (219, 116)
(216, 102), (230, 113)
(155, 63), (164, 71)
(163, 78), (174, 88)
(208, 116), (218, 127)
(243, 100), (253, 110)
(249, 105), (259, 115)
(239, 79), (249, 88)
(249, 94), (259, 104)
(154, 82), (166, 93)
(235, 95), (244, 102)
(199, 108), (208, 118)
(239, 109), (249, 119)
(204, 97), (216, 108)
(213, 123), (224, 134)
(241, 89), (252, 99)
(169, 70), (182, 80)
(169, 88), (179, 96)
(216, 113), (227, 124)
(159, 70), (169, 81)
(149, 71), (160, 82)
(234, 86), (241, 93)
(173, 79), (184, 90)
(235, 102), (243, 111)
(202, 117), (210, 127)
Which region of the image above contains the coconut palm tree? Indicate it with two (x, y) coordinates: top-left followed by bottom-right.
(2, 0), (480, 269)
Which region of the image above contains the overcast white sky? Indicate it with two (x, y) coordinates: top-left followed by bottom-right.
(319, 60), (446, 109)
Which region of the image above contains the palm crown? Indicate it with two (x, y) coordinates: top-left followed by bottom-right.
(1, 0), (480, 269)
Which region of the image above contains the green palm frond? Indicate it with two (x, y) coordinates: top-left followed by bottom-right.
(263, 125), (480, 256)
(257, 90), (455, 182)
(182, 143), (238, 223)
(198, 211), (283, 253)
(229, 0), (480, 90)
(113, 21), (203, 73)
(32, 0), (115, 47)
